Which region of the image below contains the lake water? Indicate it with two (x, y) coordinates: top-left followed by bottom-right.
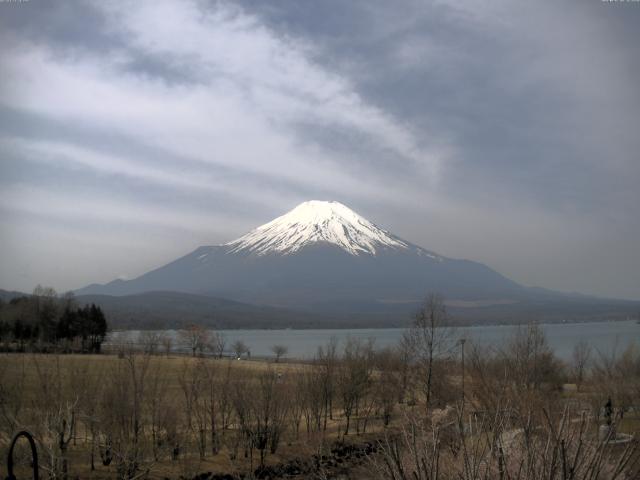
(113, 320), (639, 361)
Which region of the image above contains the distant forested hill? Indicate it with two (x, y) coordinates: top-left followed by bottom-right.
(75, 291), (353, 330)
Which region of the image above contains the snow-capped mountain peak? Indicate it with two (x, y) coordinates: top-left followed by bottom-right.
(225, 200), (410, 256)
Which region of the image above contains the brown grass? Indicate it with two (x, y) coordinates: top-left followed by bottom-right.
(0, 352), (378, 479)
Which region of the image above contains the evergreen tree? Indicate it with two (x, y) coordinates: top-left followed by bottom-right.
(0, 319), (8, 343)
(56, 307), (76, 341)
(0, 287), (108, 352)
(88, 304), (107, 352)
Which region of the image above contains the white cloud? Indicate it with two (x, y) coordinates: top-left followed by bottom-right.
(0, 0), (638, 298)
(0, 137), (296, 211)
(0, 184), (245, 235)
(0, 0), (443, 204)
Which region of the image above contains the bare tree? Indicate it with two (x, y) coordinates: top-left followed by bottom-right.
(178, 359), (208, 459)
(0, 355), (27, 440)
(271, 344), (288, 363)
(405, 293), (455, 410)
(138, 331), (161, 355)
(211, 331), (226, 358)
(145, 360), (170, 462)
(232, 339), (249, 359)
(289, 372), (307, 439)
(160, 333), (173, 356)
(338, 337), (373, 435)
(503, 323), (562, 391)
(60, 291), (77, 312)
(300, 367), (325, 434)
(31, 355), (77, 480)
(203, 360), (221, 455)
(233, 368), (290, 467)
(394, 337), (412, 404)
(113, 331), (134, 358)
(571, 340), (592, 387)
(316, 336), (338, 429)
(373, 348), (401, 427)
(99, 350), (154, 479)
(216, 361), (235, 435)
(178, 324), (210, 357)
(68, 356), (104, 472)
(591, 343), (640, 423)
(371, 404), (639, 480)
(32, 285), (59, 344)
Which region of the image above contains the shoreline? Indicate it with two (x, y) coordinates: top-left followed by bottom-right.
(107, 317), (637, 333)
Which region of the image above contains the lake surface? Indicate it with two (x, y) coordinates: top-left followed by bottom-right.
(113, 320), (639, 361)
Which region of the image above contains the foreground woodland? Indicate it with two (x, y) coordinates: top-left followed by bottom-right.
(1, 296), (639, 479)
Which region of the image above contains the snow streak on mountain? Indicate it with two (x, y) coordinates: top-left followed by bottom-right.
(225, 200), (412, 256)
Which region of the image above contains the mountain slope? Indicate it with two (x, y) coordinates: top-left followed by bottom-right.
(76, 201), (527, 313)
(0, 289), (29, 303)
(75, 291), (332, 329)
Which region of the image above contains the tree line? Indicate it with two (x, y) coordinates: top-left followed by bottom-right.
(0, 285), (108, 353)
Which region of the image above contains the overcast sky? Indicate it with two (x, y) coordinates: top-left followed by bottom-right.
(1, 0), (639, 300)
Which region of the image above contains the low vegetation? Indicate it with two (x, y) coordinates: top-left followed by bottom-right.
(1, 294), (638, 479)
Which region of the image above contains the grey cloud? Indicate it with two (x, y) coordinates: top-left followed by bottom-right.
(0, 0), (638, 299)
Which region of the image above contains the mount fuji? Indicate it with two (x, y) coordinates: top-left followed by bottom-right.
(76, 201), (639, 326)
(77, 201), (524, 307)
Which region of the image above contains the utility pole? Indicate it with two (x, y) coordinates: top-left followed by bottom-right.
(460, 338), (466, 412)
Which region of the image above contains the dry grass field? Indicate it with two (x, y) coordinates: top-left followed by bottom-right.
(0, 352), (391, 479)
(1, 324), (639, 480)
